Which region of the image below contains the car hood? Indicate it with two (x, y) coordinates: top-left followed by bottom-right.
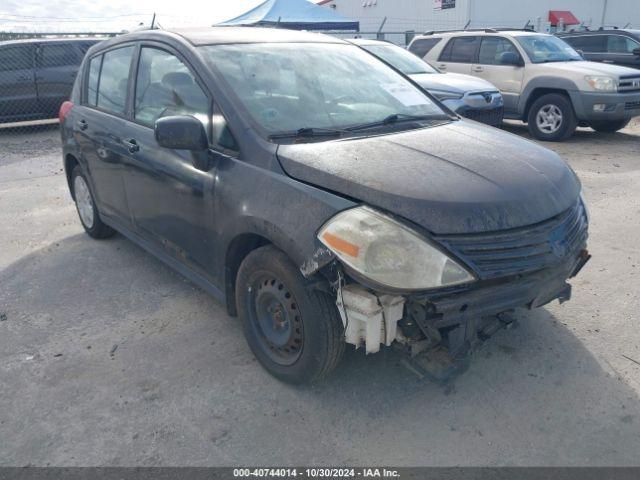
(409, 72), (499, 94)
(537, 60), (640, 77)
(276, 120), (580, 234)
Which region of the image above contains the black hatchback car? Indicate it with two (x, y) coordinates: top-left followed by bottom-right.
(0, 38), (100, 123)
(60, 27), (590, 383)
(558, 29), (640, 70)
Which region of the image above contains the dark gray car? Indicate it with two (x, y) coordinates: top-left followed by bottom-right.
(0, 38), (100, 123)
(60, 27), (589, 383)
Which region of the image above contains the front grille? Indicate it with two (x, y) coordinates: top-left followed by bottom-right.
(625, 101), (640, 111)
(434, 202), (588, 280)
(462, 106), (504, 126)
(619, 76), (640, 92)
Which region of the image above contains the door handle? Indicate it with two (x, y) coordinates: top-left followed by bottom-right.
(77, 119), (88, 131)
(124, 138), (139, 153)
(472, 66), (483, 72)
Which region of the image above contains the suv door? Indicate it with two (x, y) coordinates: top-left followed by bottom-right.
(122, 45), (233, 277)
(562, 34), (606, 63)
(473, 36), (525, 113)
(75, 45), (136, 221)
(434, 36), (479, 74)
(604, 34), (640, 69)
(0, 43), (39, 122)
(35, 41), (83, 117)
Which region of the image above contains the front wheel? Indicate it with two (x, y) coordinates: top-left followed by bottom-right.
(590, 119), (630, 133)
(236, 245), (345, 383)
(527, 93), (577, 142)
(71, 166), (116, 239)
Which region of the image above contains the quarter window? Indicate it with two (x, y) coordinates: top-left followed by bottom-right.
(134, 47), (208, 127)
(96, 46), (134, 115)
(0, 45), (33, 72)
(478, 37), (520, 65)
(440, 37), (479, 63)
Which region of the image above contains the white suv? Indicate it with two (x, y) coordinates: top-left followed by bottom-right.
(409, 28), (640, 141)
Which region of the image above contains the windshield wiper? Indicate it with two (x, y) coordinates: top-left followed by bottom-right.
(346, 113), (449, 132)
(269, 127), (348, 140)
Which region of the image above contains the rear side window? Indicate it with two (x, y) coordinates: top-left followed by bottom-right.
(564, 35), (606, 53)
(409, 38), (442, 58)
(439, 37), (479, 63)
(0, 45), (33, 72)
(86, 55), (102, 107)
(134, 47), (208, 127)
(478, 37), (520, 64)
(96, 46), (134, 115)
(39, 43), (79, 68)
(607, 35), (640, 54)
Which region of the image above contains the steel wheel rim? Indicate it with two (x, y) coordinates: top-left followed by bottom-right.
(536, 104), (563, 134)
(74, 175), (94, 229)
(247, 274), (303, 366)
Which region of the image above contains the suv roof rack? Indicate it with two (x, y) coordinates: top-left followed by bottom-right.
(421, 27), (535, 35)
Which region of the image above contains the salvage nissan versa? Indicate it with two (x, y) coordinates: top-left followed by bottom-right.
(60, 27), (590, 383)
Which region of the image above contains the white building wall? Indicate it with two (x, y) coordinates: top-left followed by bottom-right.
(321, 0), (640, 44)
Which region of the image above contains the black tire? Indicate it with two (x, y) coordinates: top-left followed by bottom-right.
(236, 245), (345, 383)
(589, 119), (630, 133)
(71, 165), (116, 239)
(527, 93), (577, 142)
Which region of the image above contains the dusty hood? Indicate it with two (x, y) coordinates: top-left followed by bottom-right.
(410, 72), (498, 94)
(277, 120), (581, 234)
(537, 60), (640, 77)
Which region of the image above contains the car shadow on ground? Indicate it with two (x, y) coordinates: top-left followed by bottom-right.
(501, 121), (640, 145)
(2, 232), (639, 465)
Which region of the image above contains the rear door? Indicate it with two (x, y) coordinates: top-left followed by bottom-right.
(434, 36), (478, 74)
(472, 36), (525, 113)
(74, 45), (136, 222)
(35, 41), (83, 117)
(0, 43), (39, 121)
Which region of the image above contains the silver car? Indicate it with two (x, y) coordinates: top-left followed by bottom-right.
(349, 38), (504, 126)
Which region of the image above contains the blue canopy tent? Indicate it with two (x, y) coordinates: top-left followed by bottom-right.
(217, 0), (359, 31)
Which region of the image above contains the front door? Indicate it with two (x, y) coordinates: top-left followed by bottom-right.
(472, 36), (525, 114)
(0, 44), (39, 121)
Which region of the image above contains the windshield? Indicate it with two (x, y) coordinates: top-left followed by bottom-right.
(199, 43), (447, 138)
(515, 35), (582, 63)
(361, 44), (438, 75)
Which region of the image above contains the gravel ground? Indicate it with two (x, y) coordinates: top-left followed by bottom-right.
(0, 120), (639, 466)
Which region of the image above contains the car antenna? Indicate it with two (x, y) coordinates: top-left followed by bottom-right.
(150, 12), (156, 29)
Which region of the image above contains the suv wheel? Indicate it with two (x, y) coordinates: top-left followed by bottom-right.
(527, 93), (577, 141)
(236, 245), (345, 383)
(590, 119), (630, 133)
(71, 166), (116, 239)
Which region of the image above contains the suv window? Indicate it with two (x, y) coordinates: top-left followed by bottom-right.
(96, 46), (134, 115)
(409, 38), (442, 58)
(478, 37), (520, 65)
(439, 36), (479, 63)
(39, 43), (79, 68)
(607, 35), (640, 54)
(134, 47), (208, 127)
(0, 45), (33, 72)
(86, 54), (102, 107)
(212, 103), (238, 152)
(564, 35), (606, 53)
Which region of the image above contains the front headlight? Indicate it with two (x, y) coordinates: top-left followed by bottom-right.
(429, 89), (464, 101)
(585, 75), (617, 92)
(318, 206), (475, 290)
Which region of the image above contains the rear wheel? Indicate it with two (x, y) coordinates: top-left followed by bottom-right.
(527, 93), (577, 142)
(236, 245), (344, 383)
(71, 166), (116, 239)
(590, 119), (630, 133)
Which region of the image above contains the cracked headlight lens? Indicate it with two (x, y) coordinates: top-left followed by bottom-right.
(318, 206), (475, 290)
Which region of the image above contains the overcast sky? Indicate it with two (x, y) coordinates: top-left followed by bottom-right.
(0, 0), (280, 32)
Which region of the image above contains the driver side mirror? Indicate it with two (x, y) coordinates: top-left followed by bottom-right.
(633, 47), (640, 57)
(154, 115), (208, 151)
(499, 51), (523, 66)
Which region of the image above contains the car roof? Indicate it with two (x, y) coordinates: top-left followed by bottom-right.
(559, 29), (640, 37)
(347, 38), (395, 47)
(0, 37), (104, 47)
(414, 29), (543, 39)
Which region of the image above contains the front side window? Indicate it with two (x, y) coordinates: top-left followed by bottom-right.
(607, 35), (640, 54)
(39, 44), (79, 69)
(440, 37), (479, 63)
(363, 44), (438, 75)
(96, 46), (134, 115)
(478, 37), (520, 65)
(199, 43), (447, 137)
(564, 35), (606, 53)
(515, 35), (582, 63)
(134, 47), (208, 127)
(0, 45), (33, 72)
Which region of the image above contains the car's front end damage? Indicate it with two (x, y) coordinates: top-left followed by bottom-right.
(303, 199), (590, 381)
